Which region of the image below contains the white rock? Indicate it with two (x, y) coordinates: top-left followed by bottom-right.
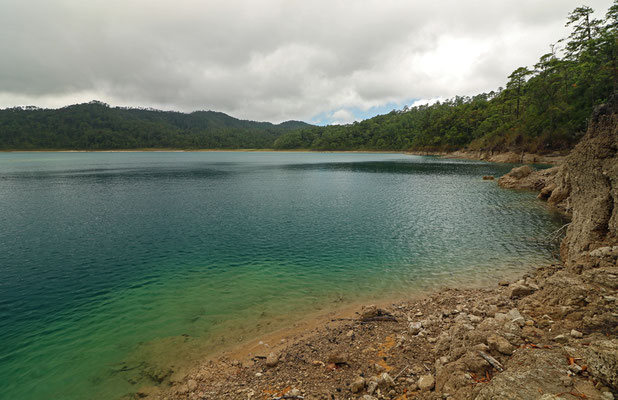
(570, 329), (583, 338)
(378, 372), (395, 388)
(418, 374), (435, 391)
(409, 321), (423, 335)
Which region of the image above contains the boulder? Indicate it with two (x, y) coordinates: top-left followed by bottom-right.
(509, 284), (535, 299)
(581, 339), (618, 390)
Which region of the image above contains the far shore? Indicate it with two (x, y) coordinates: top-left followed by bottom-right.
(0, 148), (566, 164)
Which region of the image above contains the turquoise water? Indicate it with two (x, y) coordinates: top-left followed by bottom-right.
(0, 152), (565, 399)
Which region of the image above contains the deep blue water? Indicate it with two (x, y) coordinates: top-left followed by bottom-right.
(0, 152), (565, 399)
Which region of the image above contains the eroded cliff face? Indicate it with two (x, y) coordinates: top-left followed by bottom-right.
(554, 95), (618, 265)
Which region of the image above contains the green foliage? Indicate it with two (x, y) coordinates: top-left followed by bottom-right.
(274, 2), (617, 153)
(0, 101), (311, 150)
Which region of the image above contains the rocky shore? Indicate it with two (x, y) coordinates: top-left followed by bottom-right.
(407, 150), (567, 166)
(138, 97), (617, 400)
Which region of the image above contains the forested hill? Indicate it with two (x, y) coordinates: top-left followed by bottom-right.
(274, 3), (618, 153)
(0, 101), (312, 150)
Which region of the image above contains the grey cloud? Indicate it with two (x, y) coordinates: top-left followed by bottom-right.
(0, 0), (613, 122)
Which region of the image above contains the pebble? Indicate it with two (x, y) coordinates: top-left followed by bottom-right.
(569, 364), (583, 374)
(553, 334), (568, 343)
(469, 315), (482, 323)
(367, 380), (378, 395)
(288, 388), (301, 396)
(346, 330), (354, 338)
(570, 329), (583, 338)
(255, 372), (263, 377)
(378, 372), (395, 388)
(265, 352), (279, 367)
(494, 313), (509, 323)
(409, 321), (423, 335)
(418, 374), (435, 391)
(350, 377), (366, 393)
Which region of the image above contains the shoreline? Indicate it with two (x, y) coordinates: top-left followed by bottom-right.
(142, 95), (618, 399)
(123, 264), (541, 398)
(144, 256), (616, 400)
(0, 148), (566, 164)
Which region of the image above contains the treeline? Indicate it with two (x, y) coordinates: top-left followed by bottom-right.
(274, 3), (618, 153)
(0, 101), (310, 150)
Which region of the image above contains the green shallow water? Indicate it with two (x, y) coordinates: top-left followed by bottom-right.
(0, 152), (566, 399)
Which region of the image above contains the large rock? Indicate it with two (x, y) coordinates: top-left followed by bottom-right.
(498, 165), (560, 191)
(473, 348), (571, 399)
(581, 339), (618, 391)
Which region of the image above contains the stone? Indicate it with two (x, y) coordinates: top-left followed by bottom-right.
(509, 284), (535, 299)
(590, 246), (618, 258)
(560, 376), (573, 387)
(187, 379), (197, 391)
(378, 372), (395, 388)
(265, 352), (279, 367)
(418, 374), (435, 391)
(366, 379), (378, 395)
(409, 321), (423, 335)
(570, 329), (583, 338)
(373, 363), (385, 373)
(510, 165), (533, 179)
(288, 388), (301, 397)
(346, 330), (354, 338)
(498, 280), (509, 286)
(581, 339), (618, 390)
(506, 308), (522, 321)
(483, 175), (495, 180)
(350, 377), (365, 393)
(487, 334), (515, 355)
(602, 392), (615, 400)
(494, 313), (508, 323)
(326, 351), (347, 364)
(553, 335), (568, 344)
(569, 363), (583, 374)
(362, 396), (378, 400)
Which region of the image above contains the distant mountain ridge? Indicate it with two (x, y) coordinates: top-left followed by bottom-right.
(0, 100), (312, 150)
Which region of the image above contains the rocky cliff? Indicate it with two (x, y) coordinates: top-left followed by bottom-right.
(500, 94), (618, 266)
(553, 95), (618, 266)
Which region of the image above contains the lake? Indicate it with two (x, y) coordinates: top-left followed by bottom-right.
(0, 151), (566, 400)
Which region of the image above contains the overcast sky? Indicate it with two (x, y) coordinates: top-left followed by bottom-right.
(0, 0), (613, 124)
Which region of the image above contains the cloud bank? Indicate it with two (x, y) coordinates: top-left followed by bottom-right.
(0, 0), (612, 123)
